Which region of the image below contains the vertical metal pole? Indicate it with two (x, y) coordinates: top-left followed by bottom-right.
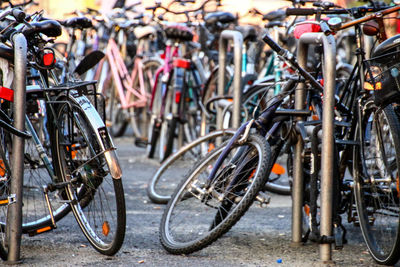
(7, 33), (27, 264)
(218, 30), (243, 130)
(295, 33), (336, 263)
(319, 34), (336, 264)
(291, 39), (307, 247)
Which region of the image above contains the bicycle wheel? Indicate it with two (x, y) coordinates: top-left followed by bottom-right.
(130, 59), (161, 142)
(53, 98), (126, 255)
(147, 129), (235, 204)
(353, 102), (400, 265)
(21, 114), (72, 232)
(106, 84), (129, 137)
(160, 133), (270, 254)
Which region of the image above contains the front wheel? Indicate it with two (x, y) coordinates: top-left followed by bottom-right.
(353, 102), (400, 265)
(160, 133), (270, 254)
(53, 98), (126, 255)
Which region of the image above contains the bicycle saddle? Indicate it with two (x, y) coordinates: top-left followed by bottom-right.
(134, 25), (157, 40)
(23, 20), (62, 38)
(204, 12), (235, 25)
(59, 17), (93, 29)
(263, 9), (285, 21)
(164, 25), (193, 42)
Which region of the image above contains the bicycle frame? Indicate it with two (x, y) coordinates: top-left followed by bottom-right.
(104, 38), (152, 109)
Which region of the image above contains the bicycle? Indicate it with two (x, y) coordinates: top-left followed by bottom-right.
(159, 3), (400, 261)
(0, 10), (126, 257)
(94, 9), (161, 139)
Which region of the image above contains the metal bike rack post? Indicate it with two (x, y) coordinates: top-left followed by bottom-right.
(294, 32), (336, 264)
(217, 30), (243, 129)
(7, 33), (27, 264)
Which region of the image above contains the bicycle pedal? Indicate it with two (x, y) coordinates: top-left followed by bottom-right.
(0, 194), (16, 206)
(333, 224), (344, 250)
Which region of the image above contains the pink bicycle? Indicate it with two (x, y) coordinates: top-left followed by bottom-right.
(95, 18), (162, 140)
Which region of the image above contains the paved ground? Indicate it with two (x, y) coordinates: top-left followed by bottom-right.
(12, 136), (400, 266)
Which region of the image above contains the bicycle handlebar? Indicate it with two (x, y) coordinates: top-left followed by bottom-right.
(262, 33), (324, 93)
(0, 7), (26, 23)
(286, 5), (389, 16)
(262, 33), (284, 56)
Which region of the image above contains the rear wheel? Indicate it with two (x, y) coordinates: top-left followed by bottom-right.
(53, 99), (126, 255)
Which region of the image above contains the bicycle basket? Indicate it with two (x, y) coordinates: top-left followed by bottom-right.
(366, 35), (400, 106)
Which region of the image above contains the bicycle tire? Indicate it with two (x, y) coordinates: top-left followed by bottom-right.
(106, 84), (129, 137)
(147, 75), (163, 158)
(163, 117), (177, 162)
(160, 133), (270, 254)
(353, 102), (400, 265)
(147, 129), (235, 204)
(53, 97), (126, 255)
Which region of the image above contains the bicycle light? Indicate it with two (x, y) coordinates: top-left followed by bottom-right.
(364, 65), (382, 91)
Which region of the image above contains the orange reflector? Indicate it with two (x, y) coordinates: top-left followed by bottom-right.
(102, 221), (110, 236)
(36, 226), (52, 234)
(312, 115), (319, 121)
(397, 173), (400, 199)
(304, 204), (310, 216)
(0, 159), (5, 177)
(208, 143), (215, 152)
(0, 199), (8, 205)
(271, 163), (285, 175)
(248, 169), (256, 180)
(364, 81), (382, 90)
(66, 144), (77, 159)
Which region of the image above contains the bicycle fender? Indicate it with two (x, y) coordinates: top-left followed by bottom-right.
(72, 95), (122, 179)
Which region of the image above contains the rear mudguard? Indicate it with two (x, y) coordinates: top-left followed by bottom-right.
(69, 93), (122, 179)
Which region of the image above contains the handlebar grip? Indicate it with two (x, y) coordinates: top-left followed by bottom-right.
(262, 33), (284, 55)
(286, 8), (315, 16)
(12, 8), (25, 23)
